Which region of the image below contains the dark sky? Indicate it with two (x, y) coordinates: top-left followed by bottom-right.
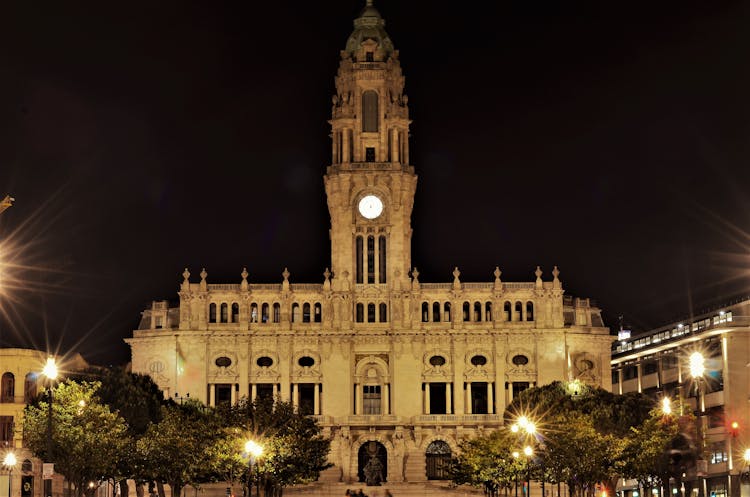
(0, 1), (749, 366)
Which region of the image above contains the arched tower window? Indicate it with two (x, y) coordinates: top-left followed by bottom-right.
(526, 301), (534, 321)
(515, 301), (523, 321)
(378, 235), (387, 284)
(432, 302), (441, 322)
(355, 236), (364, 284)
(314, 303), (322, 323)
(367, 235), (375, 284)
(220, 303), (228, 323)
(24, 373), (37, 403)
(504, 301), (511, 321)
(362, 90), (379, 132)
(473, 302), (482, 322)
(356, 303), (364, 323)
(272, 303), (281, 323)
(261, 303), (269, 323)
(231, 303), (239, 323)
(1, 373), (14, 403)
(463, 302), (470, 322)
(292, 303), (301, 323)
(379, 303), (388, 322)
(302, 303), (311, 323)
(250, 303), (258, 323)
(367, 303), (376, 323)
(444, 302), (452, 322)
(485, 302), (493, 322)
(209, 303), (217, 323)
(422, 302), (429, 322)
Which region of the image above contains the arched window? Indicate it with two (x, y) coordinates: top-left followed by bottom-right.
(272, 303), (281, 323)
(367, 303), (376, 323)
(209, 303), (217, 323)
(250, 303), (258, 323)
(355, 236), (364, 284)
(526, 301), (534, 321)
(515, 301), (523, 321)
(314, 303), (322, 323)
(367, 235), (375, 284)
(1, 373), (14, 403)
(485, 302), (492, 322)
(426, 440), (452, 480)
(379, 303), (388, 322)
(261, 303), (269, 323)
(220, 303), (228, 323)
(432, 302), (441, 322)
(22, 459), (32, 472)
(444, 302), (451, 322)
(422, 302), (429, 323)
(463, 302), (470, 321)
(231, 303), (239, 323)
(356, 303), (364, 323)
(362, 90), (379, 132)
(504, 301), (511, 321)
(292, 303), (301, 323)
(24, 373), (37, 403)
(378, 236), (387, 283)
(302, 303), (311, 323)
(473, 302), (482, 322)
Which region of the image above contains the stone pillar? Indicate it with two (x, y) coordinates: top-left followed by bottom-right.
(383, 383), (390, 415)
(446, 383), (452, 414)
(487, 382), (494, 414)
(292, 383), (299, 408)
(424, 383), (430, 414)
(466, 382), (472, 414)
(209, 384), (216, 407)
(272, 383), (278, 399)
(357, 384), (364, 415)
(231, 384), (236, 405)
(314, 383), (320, 415)
(353, 383), (359, 414)
(343, 129), (350, 162)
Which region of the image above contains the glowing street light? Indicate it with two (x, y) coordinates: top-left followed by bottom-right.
(661, 397), (672, 416)
(245, 440), (263, 497)
(42, 357), (57, 497)
(3, 452), (17, 497)
(688, 352), (707, 493)
(689, 352), (705, 379)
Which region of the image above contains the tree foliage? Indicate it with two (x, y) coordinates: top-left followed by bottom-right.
(23, 381), (129, 497)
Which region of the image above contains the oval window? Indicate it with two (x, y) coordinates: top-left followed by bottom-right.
(580, 359), (594, 370)
(256, 356), (273, 368)
(215, 356), (232, 368)
(298, 356), (315, 367)
(512, 354), (529, 366)
(429, 355), (446, 366)
(471, 355), (487, 366)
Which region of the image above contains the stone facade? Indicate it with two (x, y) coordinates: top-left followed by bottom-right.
(126, 2), (612, 484)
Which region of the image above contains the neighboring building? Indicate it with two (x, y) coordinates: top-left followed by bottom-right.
(611, 298), (750, 497)
(126, 2), (612, 484)
(0, 348), (88, 497)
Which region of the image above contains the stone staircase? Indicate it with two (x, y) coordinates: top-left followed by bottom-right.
(283, 482), (484, 497)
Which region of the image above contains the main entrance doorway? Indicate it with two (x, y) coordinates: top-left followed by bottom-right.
(358, 441), (387, 485)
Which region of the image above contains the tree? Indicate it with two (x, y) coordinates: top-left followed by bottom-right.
(23, 381), (130, 497)
(137, 401), (219, 497)
(451, 429), (525, 497)
(214, 398), (331, 497)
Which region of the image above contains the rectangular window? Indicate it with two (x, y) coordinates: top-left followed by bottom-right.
(256, 384), (273, 401)
(363, 385), (381, 415)
(623, 365), (638, 381)
(512, 382), (529, 398)
(365, 147), (376, 162)
(215, 384), (232, 405)
(366, 51), (374, 62)
(662, 354), (678, 370)
(643, 361), (658, 375)
(299, 384), (315, 416)
(709, 442), (728, 464)
(611, 370), (619, 385)
(0, 415), (13, 442)
(155, 316), (163, 329)
(471, 382), (488, 414)
(429, 383), (447, 414)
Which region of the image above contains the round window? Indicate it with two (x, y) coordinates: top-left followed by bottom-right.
(215, 356), (232, 368)
(471, 355), (487, 366)
(580, 359), (594, 370)
(429, 355), (446, 366)
(512, 354), (529, 366)
(256, 356), (273, 368)
(298, 356), (315, 367)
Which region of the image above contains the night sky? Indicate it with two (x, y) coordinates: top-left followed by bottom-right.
(1, 1), (749, 366)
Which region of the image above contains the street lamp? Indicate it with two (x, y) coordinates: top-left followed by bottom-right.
(3, 452), (17, 497)
(244, 440), (263, 497)
(661, 397), (672, 416)
(689, 352), (706, 497)
(42, 357), (58, 497)
(524, 446), (534, 497)
(511, 416), (541, 497)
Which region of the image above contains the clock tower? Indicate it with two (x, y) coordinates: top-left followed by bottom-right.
(324, 0), (417, 292)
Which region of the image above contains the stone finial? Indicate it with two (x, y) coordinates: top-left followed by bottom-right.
(452, 267), (461, 290)
(240, 267), (249, 291)
(411, 267), (420, 291)
(282, 267), (290, 292)
(552, 266), (561, 288)
(282, 267), (290, 281)
(199, 268), (207, 291)
(323, 268), (331, 291)
(535, 266), (543, 288)
(342, 270), (351, 291)
(493, 266), (502, 290)
(181, 268), (191, 291)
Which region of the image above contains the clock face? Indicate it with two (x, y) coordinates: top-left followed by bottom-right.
(358, 194), (383, 219)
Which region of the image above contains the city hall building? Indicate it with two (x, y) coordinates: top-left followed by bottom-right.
(127, 2), (612, 484)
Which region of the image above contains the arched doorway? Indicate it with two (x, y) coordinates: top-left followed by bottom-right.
(426, 440), (452, 480)
(358, 441), (387, 485)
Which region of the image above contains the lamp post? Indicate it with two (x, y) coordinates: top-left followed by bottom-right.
(513, 451), (520, 497)
(511, 416), (541, 497)
(244, 440), (263, 497)
(4, 452), (17, 497)
(524, 445), (534, 497)
(689, 352), (706, 497)
(42, 357), (58, 497)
